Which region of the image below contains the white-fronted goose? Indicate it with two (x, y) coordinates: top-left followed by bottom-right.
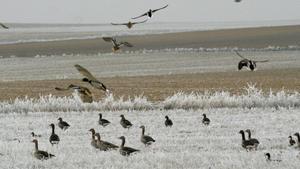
(288, 136), (296, 146)
(165, 116), (173, 127)
(94, 133), (118, 151)
(294, 132), (300, 147)
(31, 132), (42, 138)
(202, 114), (210, 125)
(140, 125), (155, 146)
(239, 130), (258, 150)
(265, 153), (282, 162)
(111, 19), (147, 29)
(49, 123), (60, 146)
(89, 128), (97, 148)
(245, 129), (260, 145)
(0, 23), (9, 29)
(74, 64), (109, 93)
(120, 115), (132, 129)
(55, 84), (93, 103)
(118, 136), (140, 156)
(132, 5), (168, 19)
(58, 117), (70, 130)
(235, 51), (268, 71)
(32, 139), (55, 160)
(103, 37), (133, 52)
(98, 113), (110, 127)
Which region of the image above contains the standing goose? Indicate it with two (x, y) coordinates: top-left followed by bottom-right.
(264, 153), (282, 162)
(89, 128), (97, 148)
(202, 114), (210, 125)
(294, 132), (300, 147)
(140, 125), (155, 146)
(98, 113), (110, 127)
(103, 37), (133, 52)
(245, 129), (260, 145)
(55, 84), (93, 103)
(120, 115), (133, 129)
(58, 117), (70, 130)
(165, 115), (173, 127)
(32, 139), (55, 160)
(111, 20), (148, 29)
(31, 132), (42, 138)
(118, 136), (140, 156)
(94, 133), (118, 151)
(49, 123), (60, 146)
(288, 136), (296, 146)
(0, 23), (9, 29)
(239, 130), (258, 150)
(74, 64), (109, 93)
(235, 51), (268, 71)
(132, 5), (168, 19)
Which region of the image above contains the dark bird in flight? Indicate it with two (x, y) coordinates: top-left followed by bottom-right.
(235, 51), (268, 71)
(111, 20), (148, 29)
(0, 23), (9, 29)
(55, 84), (93, 103)
(132, 5), (168, 19)
(235, 0), (242, 2)
(103, 37), (133, 52)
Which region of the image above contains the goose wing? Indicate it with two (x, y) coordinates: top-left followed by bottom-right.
(111, 22), (127, 26)
(152, 4), (169, 13)
(144, 135), (155, 142)
(235, 51), (247, 59)
(132, 12), (148, 19)
(123, 146), (140, 154)
(0, 23), (9, 29)
(253, 59), (269, 63)
(120, 42), (133, 47)
(103, 37), (118, 46)
(74, 64), (98, 81)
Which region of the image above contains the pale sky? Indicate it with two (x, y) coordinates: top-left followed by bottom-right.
(1, 0), (300, 23)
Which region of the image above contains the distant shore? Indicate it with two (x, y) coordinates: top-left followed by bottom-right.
(0, 25), (299, 57)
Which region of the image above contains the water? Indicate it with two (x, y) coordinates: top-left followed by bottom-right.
(0, 20), (299, 45)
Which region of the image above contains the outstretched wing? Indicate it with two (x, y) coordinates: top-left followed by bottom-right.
(103, 37), (118, 46)
(111, 22), (127, 26)
(132, 19), (148, 25)
(55, 87), (69, 91)
(253, 59), (269, 63)
(0, 23), (9, 29)
(235, 51), (247, 59)
(120, 42), (133, 47)
(132, 12), (148, 19)
(74, 64), (97, 81)
(152, 4), (169, 13)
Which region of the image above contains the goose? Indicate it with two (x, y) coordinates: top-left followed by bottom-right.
(31, 132), (42, 138)
(74, 64), (109, 93)
(264, 153), (282, 162)
(98, 113), (110, 127)
(111, 19), (147, 29)
(294, 132), (300, 147)
(245, 129), (260, 145)
(118, 136), (140, 156)
(235, 51), (268, 71)
(58, 117), (70, 130)
(94, 133), (118, 151)
(288, 136), (296, 146)
(32, 139), (55, 160)
(239, 130), (258, 150)
(202, 114), (210, 125)
(55, 84), (93, 103)
(235, 0), (242, 2)
(165, 115), (173, 127)
(49, 123), (60, 146)
(132, 5), (168, 19)
(0, 23), (9, 29)
(103, 37), (133, 52)
(120, 115), (133, 129)
(140, 125), (155, 146)
(89, 128), (97, 148)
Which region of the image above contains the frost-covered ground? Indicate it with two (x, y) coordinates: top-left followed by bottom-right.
(0, 86), (299, 168)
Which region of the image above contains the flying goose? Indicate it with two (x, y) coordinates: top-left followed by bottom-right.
(32, 139), (55, 160)
(0, 23), (9, 29)
(245, 129), (260, 145)
(118, 136), (140, 156)
(239, 130), (258, 150)
(89, 128), (97, 148)
(264, 153), (282, 162)
(103, 37), (133, 52)
(165, 115), (173, 127)
(288, 136), (296, 146)
(132, 5), (168, 19)
(140, 125), (155, 146)
(31, 132), (42, 138)
(55, 84), (93, 103)
(111, 19), (147, 29)
(74, 64), (109, 93)
(294, 132), (300, 147)
(120, 115), (133, 129)
(235, 51), (268, 71)
(49, 123), (60, 146)
(58, 117), (70, 130)
(94, 133), (118, 151)
(202, 114), (210, 125)
(98, 113), (110, 127)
